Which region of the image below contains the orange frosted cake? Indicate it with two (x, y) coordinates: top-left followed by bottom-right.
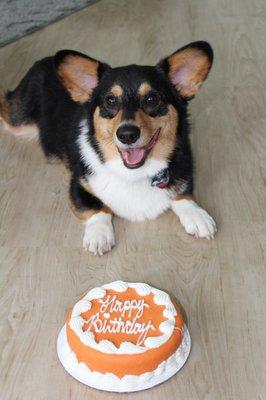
(57, 281), (191, 392)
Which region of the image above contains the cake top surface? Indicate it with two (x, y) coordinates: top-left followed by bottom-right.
(68, 281), (181, 355)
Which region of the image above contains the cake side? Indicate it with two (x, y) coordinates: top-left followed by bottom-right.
(57, 323), (191, 392)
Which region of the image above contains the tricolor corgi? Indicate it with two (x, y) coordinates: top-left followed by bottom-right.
(0, 41), (216, 255)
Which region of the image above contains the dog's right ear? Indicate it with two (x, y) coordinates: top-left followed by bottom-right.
(55, 50), (110, 103)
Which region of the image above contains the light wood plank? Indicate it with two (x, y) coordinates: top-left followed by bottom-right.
(0, 0), (265, 399)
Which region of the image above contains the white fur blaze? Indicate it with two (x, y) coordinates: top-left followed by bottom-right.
(171, 199), (217, 239)
(83, 212), (115, 255)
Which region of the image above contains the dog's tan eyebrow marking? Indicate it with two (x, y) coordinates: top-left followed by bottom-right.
(110, 85), (123, 97)
(138, 82), (152, 96)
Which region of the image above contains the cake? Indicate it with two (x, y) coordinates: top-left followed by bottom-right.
(57, 281), (191, 392)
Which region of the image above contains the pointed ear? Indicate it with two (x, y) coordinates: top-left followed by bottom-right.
(157, 41), (213, 99)
(55, 50), (110, 103)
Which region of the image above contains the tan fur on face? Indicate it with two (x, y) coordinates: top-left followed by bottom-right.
(57, 55), (99, 103)
(93, 101), (178, 163)
(135, 105), (178, 160)
(111, 85), (123, 97)
(138, 83), (152, 96)
(93, 106), (121, 160)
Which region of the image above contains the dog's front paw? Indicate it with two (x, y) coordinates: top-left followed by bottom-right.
(83, 212), (115, 255)
(172, 199), (217, 239)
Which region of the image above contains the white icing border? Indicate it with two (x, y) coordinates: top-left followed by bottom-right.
(69, 281), (178, 355)
(57, 323), (191, 392)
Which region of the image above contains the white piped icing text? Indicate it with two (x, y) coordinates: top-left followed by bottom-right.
(69, 281), (178, 355)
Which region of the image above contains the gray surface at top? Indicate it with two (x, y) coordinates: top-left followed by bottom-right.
(0, 0), (94, 47)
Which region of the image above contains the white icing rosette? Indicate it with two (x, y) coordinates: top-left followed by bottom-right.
(103, 281), (128, 292)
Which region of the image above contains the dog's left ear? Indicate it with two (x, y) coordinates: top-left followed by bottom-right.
(157, 41), (213, 99)
(55, 50), (110, 103)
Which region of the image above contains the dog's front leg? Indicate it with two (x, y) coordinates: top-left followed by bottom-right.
(171, 195), (217, 239)
(69, 178), (115, 255)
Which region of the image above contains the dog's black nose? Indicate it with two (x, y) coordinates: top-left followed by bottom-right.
(116, 125), (140, 145)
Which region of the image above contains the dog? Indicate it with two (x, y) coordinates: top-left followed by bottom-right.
(0, 41), (217, 255)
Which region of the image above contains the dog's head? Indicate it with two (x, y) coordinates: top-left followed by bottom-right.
(55, 41), (213, 169)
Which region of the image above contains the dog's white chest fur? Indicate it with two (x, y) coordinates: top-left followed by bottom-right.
(89, 164), (171, 221)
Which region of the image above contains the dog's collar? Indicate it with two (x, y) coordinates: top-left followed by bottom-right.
(151, 168), (170, 189)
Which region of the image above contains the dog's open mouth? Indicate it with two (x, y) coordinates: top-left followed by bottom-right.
(118, 129), (160, 169)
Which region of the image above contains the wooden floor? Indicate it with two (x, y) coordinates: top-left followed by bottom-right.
(0, 1), (265, 399)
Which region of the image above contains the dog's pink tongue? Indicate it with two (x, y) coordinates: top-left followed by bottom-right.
(121, 148), (145, 165)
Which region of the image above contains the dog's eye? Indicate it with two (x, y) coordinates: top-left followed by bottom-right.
(145, 92), (160, 107)
(105, 94), (117, 108)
